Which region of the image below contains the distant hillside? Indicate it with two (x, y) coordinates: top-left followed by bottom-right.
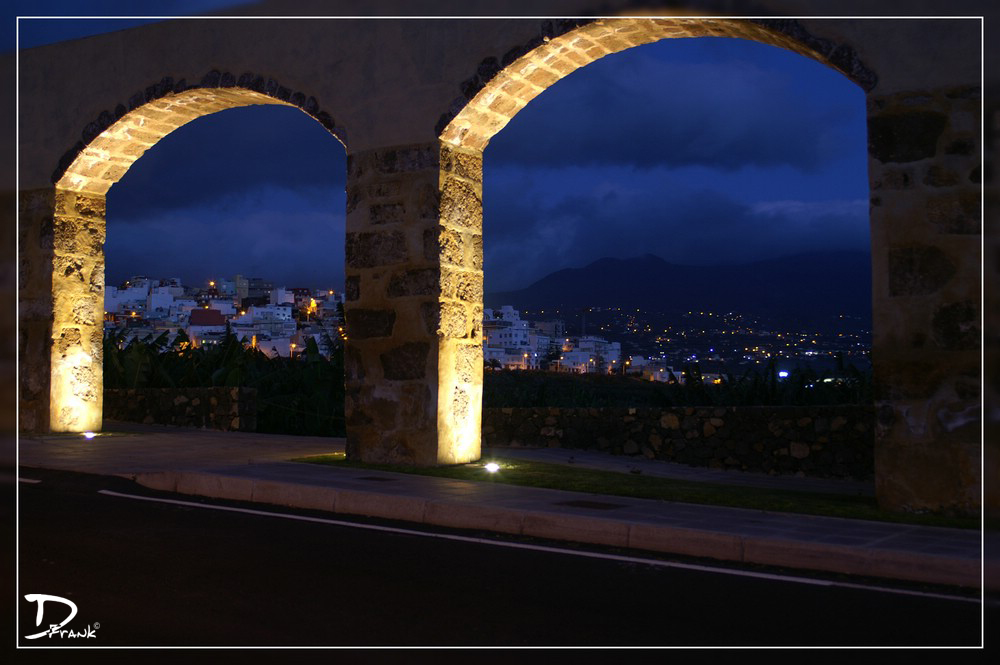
(486, 251), (872, 328)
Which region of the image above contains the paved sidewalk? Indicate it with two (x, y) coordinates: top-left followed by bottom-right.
(16, 422), (996, 591)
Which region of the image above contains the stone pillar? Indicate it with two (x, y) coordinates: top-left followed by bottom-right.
(18, 189), (56, 433)
(867, 86), (981, 514)
(343, 142), (483, 466)
(45, 189), (105, 432)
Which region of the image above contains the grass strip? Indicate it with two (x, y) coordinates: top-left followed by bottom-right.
(292, 453), (979, 530)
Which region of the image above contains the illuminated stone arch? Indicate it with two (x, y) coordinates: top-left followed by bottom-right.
(438, 18), (875, 150)
(17, 15), (981, 515)
(43, 75), (345, 432)
(410, 17), (874, 473)
(424, 17), (980, 513)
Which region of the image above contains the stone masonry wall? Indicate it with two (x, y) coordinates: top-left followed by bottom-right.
(483, 405), (874, 480)
(867, 85), (982, 513)
(104, 387), (257, 431)
(49, 189), (106, 433)
(18, 189), (56, 434)
(343, 141), (483, 465)
(343, 143), (443, 465)
(17, 187), (110, 435)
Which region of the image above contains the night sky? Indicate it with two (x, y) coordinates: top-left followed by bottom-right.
(14, 5), (870, 293)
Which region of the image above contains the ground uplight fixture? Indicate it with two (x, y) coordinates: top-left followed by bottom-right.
(484, 462), (500, 473)
(82, 431), (96, 439)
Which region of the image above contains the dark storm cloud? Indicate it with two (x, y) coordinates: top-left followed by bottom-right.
(48, 20), (866, 291)
(486, 38), (864, 173)
(108, 105), (346, 222)
(104, 185), (345, 289)
(483, 176), (868, 291)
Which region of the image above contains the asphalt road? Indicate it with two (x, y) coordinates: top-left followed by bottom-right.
(14, 468), (989, 647)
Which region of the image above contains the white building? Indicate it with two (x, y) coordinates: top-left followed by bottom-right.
(270, 287), (296, 306)
(484, 306), (540, 369)
(231, 304), (296, 341)
(105, 283), (150, 315)
(146, 286), (175, 318)
(484, 306), (531, 348)
(555, 349), (595, 374)
(483, 305), (619, 373)
(642, 365), (682, 383)
(574, 335), (621, 371)
(186, 308), (228, 347)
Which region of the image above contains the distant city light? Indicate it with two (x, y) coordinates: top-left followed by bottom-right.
(778, 371), (789, 378)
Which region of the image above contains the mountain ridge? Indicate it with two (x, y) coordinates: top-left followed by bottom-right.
(486, 250), (872, 328)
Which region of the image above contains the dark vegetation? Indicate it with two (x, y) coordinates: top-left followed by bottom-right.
(103, 329), (345, 436)
(104, 332), (871, 437)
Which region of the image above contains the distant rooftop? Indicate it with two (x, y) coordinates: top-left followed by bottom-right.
(189, 308), (226, 326)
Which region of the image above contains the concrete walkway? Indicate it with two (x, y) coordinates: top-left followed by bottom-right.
(16, 421), (997, 591)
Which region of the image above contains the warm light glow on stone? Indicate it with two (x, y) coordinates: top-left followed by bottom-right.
(440, 18), (841, 154)
(50, 346), (102, 433)
(48, 189), (105, 434)
(436, 341), (483, 465)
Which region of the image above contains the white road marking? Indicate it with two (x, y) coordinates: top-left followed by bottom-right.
(97, 489), (982, 605)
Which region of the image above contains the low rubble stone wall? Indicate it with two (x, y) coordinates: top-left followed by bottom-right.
(482, 405), (874, 480)
(104, 387), (257, 431)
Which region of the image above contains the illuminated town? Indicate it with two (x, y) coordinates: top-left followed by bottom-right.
(104, 275), (346, 358)
(105, 274), (871, 382)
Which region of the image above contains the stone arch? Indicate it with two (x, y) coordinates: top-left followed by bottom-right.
(55, 71), (345, 192)
(43, 76), (345, 432)
(413, 18), (875, 477)
(419, 17), (979, 514)
(438, 18), (874, 152)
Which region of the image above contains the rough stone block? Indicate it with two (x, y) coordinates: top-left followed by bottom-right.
(926, 191), (981, 234)
(414, 182), (440, 220)
(381, 342), (430, 380)
(868, 111), (947, 163)
(439, 301), (470, 338)
(931, 301), (979, 350)
(345, 275), (359, 301)
(400, 383), (433, 430)
(442, 270), (483, 302)
(453, 343), (481, 382)
(439, 178), (482, 229)
(440, 147), (483, 182)
(790, 441), (810, 459)
(370, 145), (438, 175)
(419, 301), (439, 336)
(888, 245), (956, 296)
(923, 165), (961, 187)
(660, 412), (680, 429)
(369, 203), (405, 225)
(345, 308), (396, 339)
(873, 167), (914, 190)
(53, 216), (106, 254)
(345, 230), (407, 268)
(436, 228), (466, 265)
(450, 385), (470, 422)
(387, 268), (439, 298)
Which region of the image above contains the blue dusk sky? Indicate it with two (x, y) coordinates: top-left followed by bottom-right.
(13, 5), (870, 293)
